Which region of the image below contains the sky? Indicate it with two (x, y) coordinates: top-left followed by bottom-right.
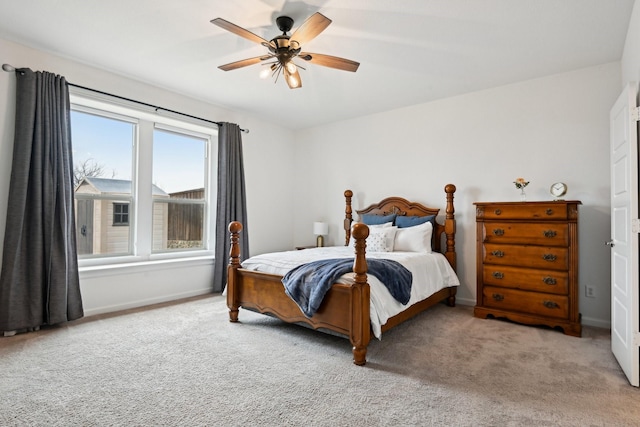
(70, 110), (206, 194)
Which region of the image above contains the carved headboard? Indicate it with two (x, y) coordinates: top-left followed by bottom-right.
(342, 184), (457, 270)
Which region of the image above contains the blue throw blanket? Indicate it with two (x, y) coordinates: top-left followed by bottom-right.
(282, 258), (412, 318)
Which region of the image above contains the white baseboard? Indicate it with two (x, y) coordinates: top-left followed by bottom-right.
(580, 315), (611, 330)
(455, 297), (476, 307)
(83, 288), (212, 318)
(455, 298), (610, 330)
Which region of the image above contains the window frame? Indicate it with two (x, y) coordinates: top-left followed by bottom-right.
(70, 88), (217, 268)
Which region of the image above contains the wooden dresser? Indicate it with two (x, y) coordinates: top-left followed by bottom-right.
(473, 201), (581, 336)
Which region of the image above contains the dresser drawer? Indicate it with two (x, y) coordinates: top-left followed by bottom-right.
(477, 203), (570, 220)
(483, 243), (568, 270)
(482, 265), (569, 295)
(482, 286), (569, 320)
(482, 222), (569, 246)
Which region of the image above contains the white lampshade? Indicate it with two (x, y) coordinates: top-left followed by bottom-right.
(313, 222), (329, 236)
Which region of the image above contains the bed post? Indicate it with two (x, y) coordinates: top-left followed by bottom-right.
(344, 189), (353, 246)
(444, 184), (457, 307)
(350, 222), (370, 366)
(443, 184), (457, 271)
(227, 221), (242, 322)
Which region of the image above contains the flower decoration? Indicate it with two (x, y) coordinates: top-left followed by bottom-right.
(513, 177), (529, 189)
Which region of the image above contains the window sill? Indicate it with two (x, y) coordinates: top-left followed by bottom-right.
(79, 254), (214, 277)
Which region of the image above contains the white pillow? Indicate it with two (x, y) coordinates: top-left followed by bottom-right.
(348, 222), (393, 247)
(366, 226), (398, 252)
(394, 221), (433, 253)
(350, 225), (397, 252)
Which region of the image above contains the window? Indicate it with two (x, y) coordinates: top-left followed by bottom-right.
(152, 128), (207, 251)
(72, 109), (135, 257)
(70, 90), (216, 264)
(113, 203), (130, 226)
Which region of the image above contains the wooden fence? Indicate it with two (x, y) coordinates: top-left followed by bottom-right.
(167, 188), (204, 242)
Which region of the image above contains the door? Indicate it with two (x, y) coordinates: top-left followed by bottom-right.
(610, 81), (639, 387)
(76, 199), (94, 255)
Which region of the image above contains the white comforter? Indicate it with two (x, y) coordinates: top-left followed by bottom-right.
(240, 246), (460, 339)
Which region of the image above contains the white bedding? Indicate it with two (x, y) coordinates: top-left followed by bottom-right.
(240, 246), (460, 339)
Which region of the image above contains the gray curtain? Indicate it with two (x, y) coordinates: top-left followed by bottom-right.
(213, 122), (249, 292)
(0, 68), (83, 333)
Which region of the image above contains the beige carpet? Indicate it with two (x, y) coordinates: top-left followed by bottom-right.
(1, 294), (639, 426)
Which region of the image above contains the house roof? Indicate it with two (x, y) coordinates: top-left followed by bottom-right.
(80, 177), (168, 196)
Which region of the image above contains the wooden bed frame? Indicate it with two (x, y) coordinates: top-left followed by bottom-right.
(226, 184), (457, 365)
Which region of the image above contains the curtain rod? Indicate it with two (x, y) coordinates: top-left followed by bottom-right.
(2, 63), (249, 134)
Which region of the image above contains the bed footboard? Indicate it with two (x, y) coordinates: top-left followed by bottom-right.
(226, 221), (372, 365)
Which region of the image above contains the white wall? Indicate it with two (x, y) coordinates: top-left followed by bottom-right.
(0, 38), (296, 316)
(293, 62), (621, 328)
(622, 0), (640, 86)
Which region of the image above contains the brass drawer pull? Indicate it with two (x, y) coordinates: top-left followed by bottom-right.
(542, 254), (557, 262)
(543, 230), (557, 238)
(546, 208), (554, 215)
(492, 293), (504, 302)
(493, 228), (505, 236)
(492, 272), (504, 279)
(543, 300), (559, 309)
(542, 276), (557, 285)
(494, 209), (502, 215)
(491, 250), (505, 257)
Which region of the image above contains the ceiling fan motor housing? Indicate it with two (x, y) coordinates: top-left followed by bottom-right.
(270, 34), (301, 65)
(276, 16), (294, 33)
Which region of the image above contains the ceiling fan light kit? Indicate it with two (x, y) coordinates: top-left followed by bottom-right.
(211, 12), (359, 89)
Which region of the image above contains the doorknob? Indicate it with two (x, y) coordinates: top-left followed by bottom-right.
(605, 240), (615, 247)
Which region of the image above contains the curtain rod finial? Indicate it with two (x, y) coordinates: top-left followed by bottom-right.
(2, 63), (17, 72)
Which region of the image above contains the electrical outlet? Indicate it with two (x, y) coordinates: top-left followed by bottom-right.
(585, 286), (596, 298)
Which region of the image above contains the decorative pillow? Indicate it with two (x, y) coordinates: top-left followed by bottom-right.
(396, 214), (435, 228)
(361, 213), (397, 226)
(366, 226), (398, 252)
(393, 221), (433, 253)
(348, 222), (393, 247)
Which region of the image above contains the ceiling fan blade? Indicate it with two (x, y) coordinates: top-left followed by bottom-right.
(218, 56), (270, 71)
(290, 12), (331, 45)
(284, 67), (302, 89)
(298, 52), (359, 72)
(211, 18), (274, 47)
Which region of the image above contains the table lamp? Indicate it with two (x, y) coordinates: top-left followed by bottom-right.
(313, 222), (329, 247)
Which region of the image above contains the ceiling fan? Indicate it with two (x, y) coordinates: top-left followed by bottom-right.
(211, 12), (359, 89)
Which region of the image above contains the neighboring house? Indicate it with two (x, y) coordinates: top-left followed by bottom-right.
(74, 177), (169, 255)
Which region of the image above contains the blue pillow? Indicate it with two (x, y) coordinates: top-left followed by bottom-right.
(361, 213), (396, 225)
(396, 215), (435, 228)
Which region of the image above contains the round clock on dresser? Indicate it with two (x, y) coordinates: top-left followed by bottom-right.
(550, 182), (568, 199)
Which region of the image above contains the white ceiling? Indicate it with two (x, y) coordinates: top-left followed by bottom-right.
(0, 0), (635, 130)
